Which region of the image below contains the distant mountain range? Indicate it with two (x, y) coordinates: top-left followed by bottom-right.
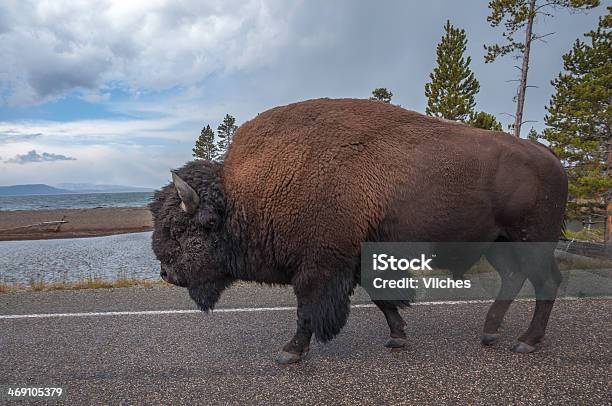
(0, 183), (154, 196)
(0, 184), (70, 196)
(56, 183), (154, 193)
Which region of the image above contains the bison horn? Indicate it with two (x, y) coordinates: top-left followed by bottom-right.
(172, 172), (200, 214)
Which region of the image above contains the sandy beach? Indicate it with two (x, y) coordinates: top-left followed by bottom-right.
(0, 207), (152, 241)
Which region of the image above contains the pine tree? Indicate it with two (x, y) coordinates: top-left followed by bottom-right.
(484, 0), (600, 137)
(527, 127), (539, 141)
(425, 20), (480, 121)
(216, 114), (238, 159)
(541, 7), (611, 245)
(467, 111), (504, 131)
(370, 88), (393, 103)
(192, 124), (218, 161)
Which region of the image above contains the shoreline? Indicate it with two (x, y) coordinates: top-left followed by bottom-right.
(0, 207), (152, 241)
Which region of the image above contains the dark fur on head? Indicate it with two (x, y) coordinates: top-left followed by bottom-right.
(149, 160), (235, 311)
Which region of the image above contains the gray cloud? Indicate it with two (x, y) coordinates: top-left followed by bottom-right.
(27, 54), (111, 98)
(0, 0), (293, 105)
(0, 131), (41, 143)
(6, 150), (76, 164)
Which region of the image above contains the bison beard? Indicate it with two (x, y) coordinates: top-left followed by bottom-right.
(150, 98), (568, 365)
(188, 279), (234, 312)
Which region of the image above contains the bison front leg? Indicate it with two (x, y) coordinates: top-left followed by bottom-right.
(276, 303), (313, 364)
(276, 267), (354, 365)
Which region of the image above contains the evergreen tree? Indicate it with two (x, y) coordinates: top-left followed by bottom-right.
(216, 114), (238, 158)
(192, 124), (218, 160)
(425, 20), (480, 121)
(467, 111), (504, 131)
(527, 127), (539, 141)
(541, 7), (611, 240)
(484, 0), (600, 137)
(370, 88), (393, 103)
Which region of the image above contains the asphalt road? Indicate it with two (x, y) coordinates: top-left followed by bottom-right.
(0, 285), (610, 405)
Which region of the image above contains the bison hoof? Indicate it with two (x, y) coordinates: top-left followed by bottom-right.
(276, 350), (304, 365)
(510, 341), (536, 353)
(384, 337), (407, 349)
(481, 333), (499, 346)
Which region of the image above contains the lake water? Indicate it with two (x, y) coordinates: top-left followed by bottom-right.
(0, 231), (159, 284)
(0, 192), (154, 211)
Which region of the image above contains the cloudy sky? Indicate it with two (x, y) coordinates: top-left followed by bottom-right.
(0, 0), (606, 188)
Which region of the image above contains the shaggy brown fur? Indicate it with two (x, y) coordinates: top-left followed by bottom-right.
(150, 98), (568, 363)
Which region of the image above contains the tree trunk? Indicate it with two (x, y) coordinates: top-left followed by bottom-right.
(606, 200), (612, 253)
(513, 0), (536, 138)
(605, 133), (612, 254)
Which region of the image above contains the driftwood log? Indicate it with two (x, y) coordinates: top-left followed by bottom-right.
(0, 217), (68, 234)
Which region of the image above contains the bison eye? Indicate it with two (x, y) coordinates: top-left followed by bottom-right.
(196, 207), (219, 229)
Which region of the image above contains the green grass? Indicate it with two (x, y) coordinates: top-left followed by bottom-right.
(0, 278), (169, 293)
(557, 256), (612, 271)
(564, 228), (605, 242)
(0, 284), (15, 293)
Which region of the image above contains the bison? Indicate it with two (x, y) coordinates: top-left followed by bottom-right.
(150, 98), (567, 364)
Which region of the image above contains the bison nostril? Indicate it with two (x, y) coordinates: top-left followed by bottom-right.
(160, 268), (168, 281)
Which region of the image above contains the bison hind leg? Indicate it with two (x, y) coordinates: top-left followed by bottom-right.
(373, 300), (408, 349)
(483, 241), (560, 352)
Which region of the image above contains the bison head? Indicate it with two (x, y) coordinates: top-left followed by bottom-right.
(149, 160), (234, 311)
